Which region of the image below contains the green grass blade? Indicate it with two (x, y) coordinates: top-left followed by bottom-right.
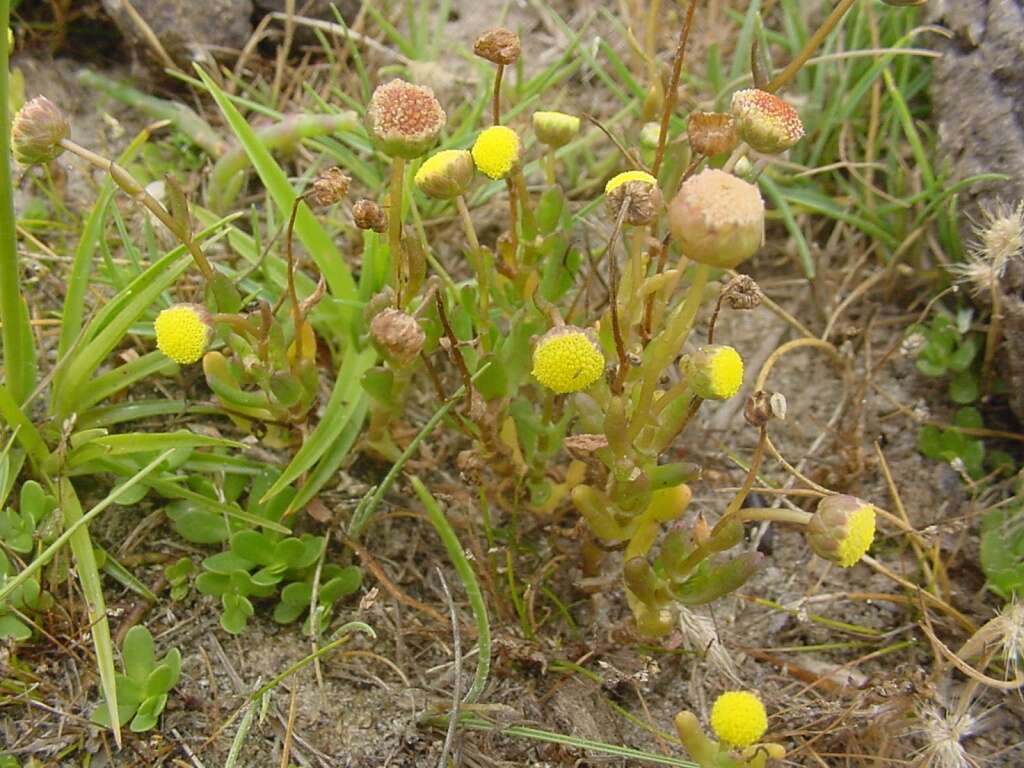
(55, 129), (151, 368)
(760, 174), (814, 278)
(193, 66), (359, 339)
(78, 351), (176, 411)
(411, 477), (491, 705)
(260, 346), (376, 505)
(457, 719), (698, 767)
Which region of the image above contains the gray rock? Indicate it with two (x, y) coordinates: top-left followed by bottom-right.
(928, 0), (1024, 211)
(102, 0), (254, 67)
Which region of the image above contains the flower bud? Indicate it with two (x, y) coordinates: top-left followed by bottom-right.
(154, 304), (213, 365)
(806, 495), (876, 568)
(532, 111), (580, 149)
(307, 166), (350, 207)
(687, 111), (738, 157)
(531, 326), (605, 394)
(667, 168), (764, 268)
(11, 96), (70, 165)
(710, 691), (768, 748)
(605, 170), (662, 226)
(685, 345), (744, 400)
(730, 88), (804, 154)
(473, 27), (521, 66)
(471, 125), (521, 180)
(353, 199), (388, 233)
(369, 308), (425, 365)
(639, 122), (661, 151)
(414, 149), (475, 200)
(368, 79), (446, 160)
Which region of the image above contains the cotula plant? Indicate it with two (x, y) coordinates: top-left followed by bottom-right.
(91, 626), (181, 733)
(342, 16), (884, 638)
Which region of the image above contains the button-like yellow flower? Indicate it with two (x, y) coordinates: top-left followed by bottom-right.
(605, 170), (657, 194)
(154, 304), (212, 365)
(471, 126), (521, 180)
(414, 149), (475, 199)
(710, 691), (768, 748)
(531, 326), (605, 394)
(806, 495), (876, 567)
(687, 345), (744, 400)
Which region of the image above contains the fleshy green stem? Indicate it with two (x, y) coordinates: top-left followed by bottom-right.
(388, 156), (406, 304)
(0, 0), (36, 404)
(736, 507), (812, 526)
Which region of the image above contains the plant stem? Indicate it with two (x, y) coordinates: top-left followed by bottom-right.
(735, 507), (812, 526)
(652, 0), (699, 177)
(388, 156), (406, 304)
(766, 0), (858, 94)
(456, 194), (491, 344)
(0, 0), (36, 404)
(492, 63), (505, 125)
(59, 138), (214, 279)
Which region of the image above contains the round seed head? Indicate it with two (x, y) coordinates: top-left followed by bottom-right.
(369, 308), (426, 365)
(154, 304), (212, 365)
(353, 199), (388, 233)
(806, 495), (877, 567)
(686, 345), (744, 400)
(307, 167), (350, 207)
(473, 27), (521, 66)
(668, 168), (764, 269)
(368, 79), (446, 160)
(687, 111), (739, 157)
(414, 149), (475, 200)
(730, 88), (804, 154)
(11, 96), (70, 165)
(531, 326), (605, 394)
(471, 125), (521, 180)
(533, 111), (580, 149)
(710, 691), (768, 748)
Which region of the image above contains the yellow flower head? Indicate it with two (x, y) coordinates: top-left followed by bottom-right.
(605, 170), (657, 195)
(154, 304), (212, 365)
(688, 345), (744, 400)
(710, 691), (768, 748)
(807, 495), (876, 568)
(472, 126), (521, 180)
(414, 149), (475, 199)
(532, 326), (605, 394)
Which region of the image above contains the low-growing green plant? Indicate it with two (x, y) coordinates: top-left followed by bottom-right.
(91, 625), (181, 733)
(0, 479), (56, 554)
(910, 312), (982, 405)
(164, 557), (195, 602)
(0, 549), (52, 641)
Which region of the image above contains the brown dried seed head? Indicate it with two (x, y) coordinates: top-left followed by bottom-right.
(368, 79), (447, 159)
(687, 111), (738, 157)
(473, 27), (521, 66)
(353, 198), (388, 233)
(722, 274), (764, 311)
(369, 308), (426, 365)
(744, 390), (774, 427)
(307, 167), (350, 207)
(11, 95), (70, 165)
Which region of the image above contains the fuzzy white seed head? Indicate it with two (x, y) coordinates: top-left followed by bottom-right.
(915, 703), (979, 768)
(948, 200), (1024, 297)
